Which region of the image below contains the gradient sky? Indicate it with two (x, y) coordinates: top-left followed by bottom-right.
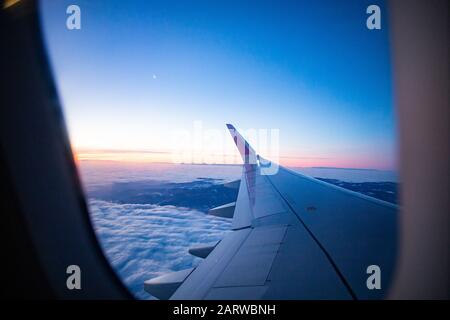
(40, 0), (397, 170)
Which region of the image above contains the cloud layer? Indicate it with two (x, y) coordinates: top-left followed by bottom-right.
(89, 199), (231, 299)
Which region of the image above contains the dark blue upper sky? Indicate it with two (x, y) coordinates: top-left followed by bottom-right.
(40, 0), (397, 169)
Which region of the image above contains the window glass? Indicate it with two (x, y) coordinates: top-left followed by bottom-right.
(40, 0), (398, 299)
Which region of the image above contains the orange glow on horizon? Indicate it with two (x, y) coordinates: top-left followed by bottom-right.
(76, 152), (168, 163)
(72, 147), (392, 170)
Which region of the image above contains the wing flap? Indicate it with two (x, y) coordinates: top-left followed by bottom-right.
(171, 228), (251, 299)
(213, 225), (287, 287)
(208, 202), (236, 218)
(144, 268), (194, 299)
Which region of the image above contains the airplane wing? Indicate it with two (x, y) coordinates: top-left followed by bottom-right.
(144, 124), (397, 300)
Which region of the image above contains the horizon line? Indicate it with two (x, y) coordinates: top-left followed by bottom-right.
(75, 158), (396, 172)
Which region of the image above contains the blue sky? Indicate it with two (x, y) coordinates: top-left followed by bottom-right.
(40, 0), (397, 169)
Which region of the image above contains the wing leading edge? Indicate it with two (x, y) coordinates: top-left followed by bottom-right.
(145, 124), (397, 300)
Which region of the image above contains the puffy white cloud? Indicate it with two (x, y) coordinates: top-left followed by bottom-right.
(88, 199), (231, 299)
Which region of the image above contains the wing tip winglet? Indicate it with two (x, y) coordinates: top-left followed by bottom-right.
(225, 123), (258, 163)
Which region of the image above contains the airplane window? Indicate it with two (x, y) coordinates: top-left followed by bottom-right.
(39, 0), (398, 299)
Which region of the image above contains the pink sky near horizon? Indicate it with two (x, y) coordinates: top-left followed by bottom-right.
(73, 146), (396, 171)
